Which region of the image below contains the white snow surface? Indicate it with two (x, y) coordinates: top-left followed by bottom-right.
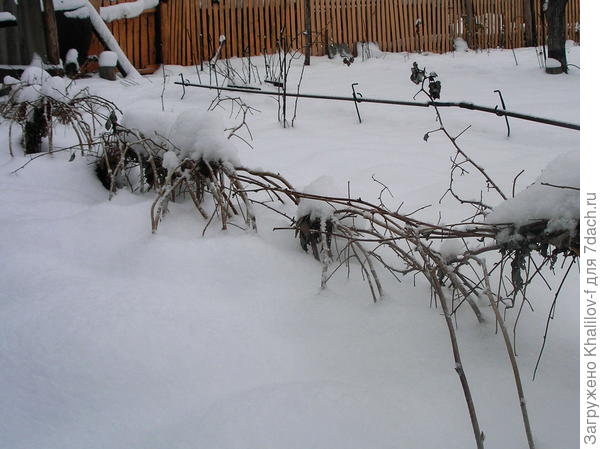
(123, 108), (239, 165)
(453, 37), (469, 52)
(20, 66), (51, 85)
(357, 42), (383, 59)
(98, 50), (118, 67)
(2, 75), (19, 85)
(296, 176), (341, 220)
(122, 108), (177, 151)
(0, 11), (16, 22)
(65, 48), (79, 67)
(487, 150), (579, 231)
(100, 0), (159, 22)
(546, 58), (562, 69)
(53, 0), (87, 11)
(10, 66), (68, 102)
(168, 109), (239, 165)
(0, 47), (580, 449)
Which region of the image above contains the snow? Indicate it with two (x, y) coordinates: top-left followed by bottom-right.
(53, 0), (88, 11)
(357, 42), (383, 60)
(168, 109), (239, 165)
(100, 0), (159, 22)
(20, 66), (51, 85)
(2, 75), (19, 85)
(486, 150), (579, 232)
(453, 37), (469, 52)
(98, 50), (118, 67)
(122, 108), (177, 151)
(122, 108), (239, 165)
(296, 176), (341, 220)
(0, 11), (16, 22)
(161, 150), (180, 170)
(546, 58), (562, 69)
(0, 47), (580, 449)
(65, 48), (79, 67)
(63, 6), (89, 19)
(439, 239), (464, 262)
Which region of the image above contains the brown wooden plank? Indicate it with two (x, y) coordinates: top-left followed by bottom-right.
(405, 0), (413, 52)
(339, 0), (347, 45)
(258, 0), (265, 53)
(420, 0), (426, 51)
(133, 16), (140, 68)
(197, 0), (204, 62)
(353, 0), (360, 48)
(263, 0), (271, 54)
(252, 0), (259, 55)
(313, 0), (319, 53)
(391, 0), (400, 52)
(212, 0), (219, 58)
(398, 0), (407, 51)
(287, 0), (295, 48)
(199, 0), (207, 61)
(319, 0), (325, 53)
(184, 0), (190, 65)
(143, 13), (150, 67)
(436, 0), (442, 52)
(443, 0), (449, 52)
(159, 1), (168, 64)
(218, 0), (225, 57)
(381, 0), (388, 50)
(171, 0), (178, 64)
(377, 0), (382, 47)
(226, 0), (234, 57)
(477, 0), (483, 50)
(388, 0), (395, 51)
(268, 0), (274, 52)
(170, 0), (175, 64)
(334, 0), (342, 44)
(178, 0), (184, 65)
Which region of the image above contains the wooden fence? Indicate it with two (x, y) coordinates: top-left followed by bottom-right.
(88, 0), (580, 70)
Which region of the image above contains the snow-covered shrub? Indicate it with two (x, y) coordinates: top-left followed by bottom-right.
(0, 64), (116, 154)
(97, 108), (255, 233)
(295, 176), (339, 261)
(487, 150), (579, 269)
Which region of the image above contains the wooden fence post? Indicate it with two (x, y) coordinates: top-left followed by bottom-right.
(463, 0), (474, 48)
(41, 0), (60, 64)
(304, 0), (311, 64)
(523, 0), (534, 46)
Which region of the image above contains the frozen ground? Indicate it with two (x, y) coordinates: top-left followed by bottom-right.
(0, 45), (580, 449)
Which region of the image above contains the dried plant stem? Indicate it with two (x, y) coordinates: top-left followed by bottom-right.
(475, 257), (535, 449)
(429, 268), (485, 449)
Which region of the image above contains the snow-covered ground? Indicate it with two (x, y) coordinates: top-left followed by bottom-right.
(0, 45), (580, 449)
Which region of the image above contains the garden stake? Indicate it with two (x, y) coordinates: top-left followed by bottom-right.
(494, 89), (511, 137)
(179, 73), (188, 100)
(351, 83), (363, 123)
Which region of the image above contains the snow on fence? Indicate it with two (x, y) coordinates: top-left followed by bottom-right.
(88, 0), (580, 69)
